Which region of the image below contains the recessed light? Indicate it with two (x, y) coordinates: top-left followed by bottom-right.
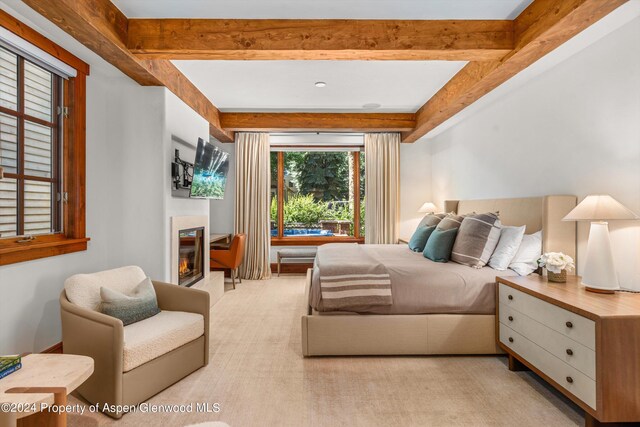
(362, 103), (381, 109)
(314, 81), (327, 88)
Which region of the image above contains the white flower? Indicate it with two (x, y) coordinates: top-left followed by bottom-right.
(538, 252), (575, 273)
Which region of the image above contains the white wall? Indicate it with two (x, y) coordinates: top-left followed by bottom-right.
(427, 17), (640, 289)
(104, 85), (166, 280)
(0, 1), (212, 353)
(399, 142), (432, 239)
(209, 139), (236, 234)
(163, 91), (210, 281)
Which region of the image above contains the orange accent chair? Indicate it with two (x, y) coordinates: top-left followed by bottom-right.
(210, 233), (246, 289)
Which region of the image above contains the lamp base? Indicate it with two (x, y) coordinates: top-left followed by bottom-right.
(584, 285), (616, 294)
(581, 222), (620, 294)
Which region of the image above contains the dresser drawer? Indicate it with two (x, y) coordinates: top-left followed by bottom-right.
(499, 283), (595, 350)
(500, 324), (596, 409)
(499, 303), (596, 379)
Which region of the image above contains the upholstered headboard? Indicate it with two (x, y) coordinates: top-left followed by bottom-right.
(444, 196), (577, 261)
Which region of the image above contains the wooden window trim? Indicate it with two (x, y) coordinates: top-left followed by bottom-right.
(0, 11), (90, 266)
(271, 149), (364, 246)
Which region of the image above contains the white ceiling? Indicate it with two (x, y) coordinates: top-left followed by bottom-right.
(113, 0), (533, 20)
(172, 60), (467, 112)
(116, 0), (531, 114)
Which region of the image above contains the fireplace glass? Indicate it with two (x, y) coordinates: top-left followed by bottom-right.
(178, 227), (204, 287)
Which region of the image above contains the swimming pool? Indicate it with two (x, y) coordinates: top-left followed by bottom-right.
(271, 229), (334, 237)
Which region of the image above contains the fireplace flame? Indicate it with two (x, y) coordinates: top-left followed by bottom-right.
(179, 257), (189, 277)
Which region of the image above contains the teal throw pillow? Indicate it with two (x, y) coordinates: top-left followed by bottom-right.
(408, 225), (436, 252)
(423, 228), (459, 263)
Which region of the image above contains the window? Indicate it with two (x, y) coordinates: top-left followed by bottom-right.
(0, 13), (89, 266)
(1, 46), (63, 238)
(271, 149), (364, 244)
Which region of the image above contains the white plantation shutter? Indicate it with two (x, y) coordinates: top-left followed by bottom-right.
(0, 44), (62, 238)
(0, 47), (18, 110)
(24, 180), (52, 235)
(0, 178), (17, 237)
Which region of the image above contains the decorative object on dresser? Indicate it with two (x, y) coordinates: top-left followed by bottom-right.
(417, 202), (437, 214)
(497, 274), (640, 426)
(563, 195), (639, 293)
(538, 252), (575, 283)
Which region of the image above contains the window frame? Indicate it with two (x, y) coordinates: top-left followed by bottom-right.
(270, 149), (364, 246)
(0, 11), (90, 266)
(0, 52), (63, 237)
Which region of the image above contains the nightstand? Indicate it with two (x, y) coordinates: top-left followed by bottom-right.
(496, 274), (640, 426)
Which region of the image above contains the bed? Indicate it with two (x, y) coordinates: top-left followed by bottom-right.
(301, 195), (577, 356)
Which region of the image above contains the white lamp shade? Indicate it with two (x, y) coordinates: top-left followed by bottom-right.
(418, 202), (437, 213)
(563, 195), (639, 221)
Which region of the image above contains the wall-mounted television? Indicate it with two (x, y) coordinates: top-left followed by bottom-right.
(189, 138), (230, 199)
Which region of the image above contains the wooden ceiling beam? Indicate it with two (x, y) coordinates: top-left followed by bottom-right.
(126, 19), (514, 61)
(21, 0), (234, 142)
(402, 0), (627, 143)
(220, 112), (416, 132)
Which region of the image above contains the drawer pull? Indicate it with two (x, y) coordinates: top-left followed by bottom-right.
(566, 376), (573, 384)
(566, 321), (573, 328)
(508, 316), (514, 322)
(508, 295), (513, 300)
(508, 337), (514, 343)
(566, 349), (573, 356)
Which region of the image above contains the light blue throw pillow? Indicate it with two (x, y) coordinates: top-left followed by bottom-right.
(408, 225), (436, 252)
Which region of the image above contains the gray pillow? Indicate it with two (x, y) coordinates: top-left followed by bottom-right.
(451, 212), (502, 268)
(435, 213), (465, 231)
(416, 213), (447, 229)
(99, 277), (160, 326)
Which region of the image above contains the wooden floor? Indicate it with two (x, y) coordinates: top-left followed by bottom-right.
(68, 275), (583, 427)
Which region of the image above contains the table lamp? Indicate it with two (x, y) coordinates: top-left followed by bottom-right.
(563, 195), (639, 293)
(418, 202), (437, 214)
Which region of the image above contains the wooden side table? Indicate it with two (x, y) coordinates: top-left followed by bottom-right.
(496, 274), (640, 426)
(0, 354), (93, 427)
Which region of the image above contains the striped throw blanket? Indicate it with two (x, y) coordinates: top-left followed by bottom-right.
(316, 243), (392, 310)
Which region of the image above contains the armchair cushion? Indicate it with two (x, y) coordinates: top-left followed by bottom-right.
(65, 266), (146, 311)
(123, 310), (204, 372)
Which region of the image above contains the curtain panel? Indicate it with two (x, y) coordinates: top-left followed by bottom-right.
(364, 133), (400, 244)
(234, 132), (272, 279)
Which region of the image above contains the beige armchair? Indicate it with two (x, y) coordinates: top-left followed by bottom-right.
(60, 266), (209, 419)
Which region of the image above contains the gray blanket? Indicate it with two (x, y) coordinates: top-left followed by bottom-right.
(316, 243), (392, 310)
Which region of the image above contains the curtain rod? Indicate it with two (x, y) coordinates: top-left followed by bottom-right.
(269, 132), (364, 137)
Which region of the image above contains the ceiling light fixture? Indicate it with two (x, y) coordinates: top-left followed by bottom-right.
(362, 103), (381, 109)
(314, 81), (327, 88)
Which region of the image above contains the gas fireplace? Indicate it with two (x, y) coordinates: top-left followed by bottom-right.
(178, 227), (204, 287)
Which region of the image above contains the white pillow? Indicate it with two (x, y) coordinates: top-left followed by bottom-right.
(488, 225), (526, 270)
(509, 231), (542, 276)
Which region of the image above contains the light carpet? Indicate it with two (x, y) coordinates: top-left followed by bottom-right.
(68, 275), (583, 427)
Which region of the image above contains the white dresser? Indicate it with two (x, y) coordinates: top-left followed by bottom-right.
(497, 275), (640, 426)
